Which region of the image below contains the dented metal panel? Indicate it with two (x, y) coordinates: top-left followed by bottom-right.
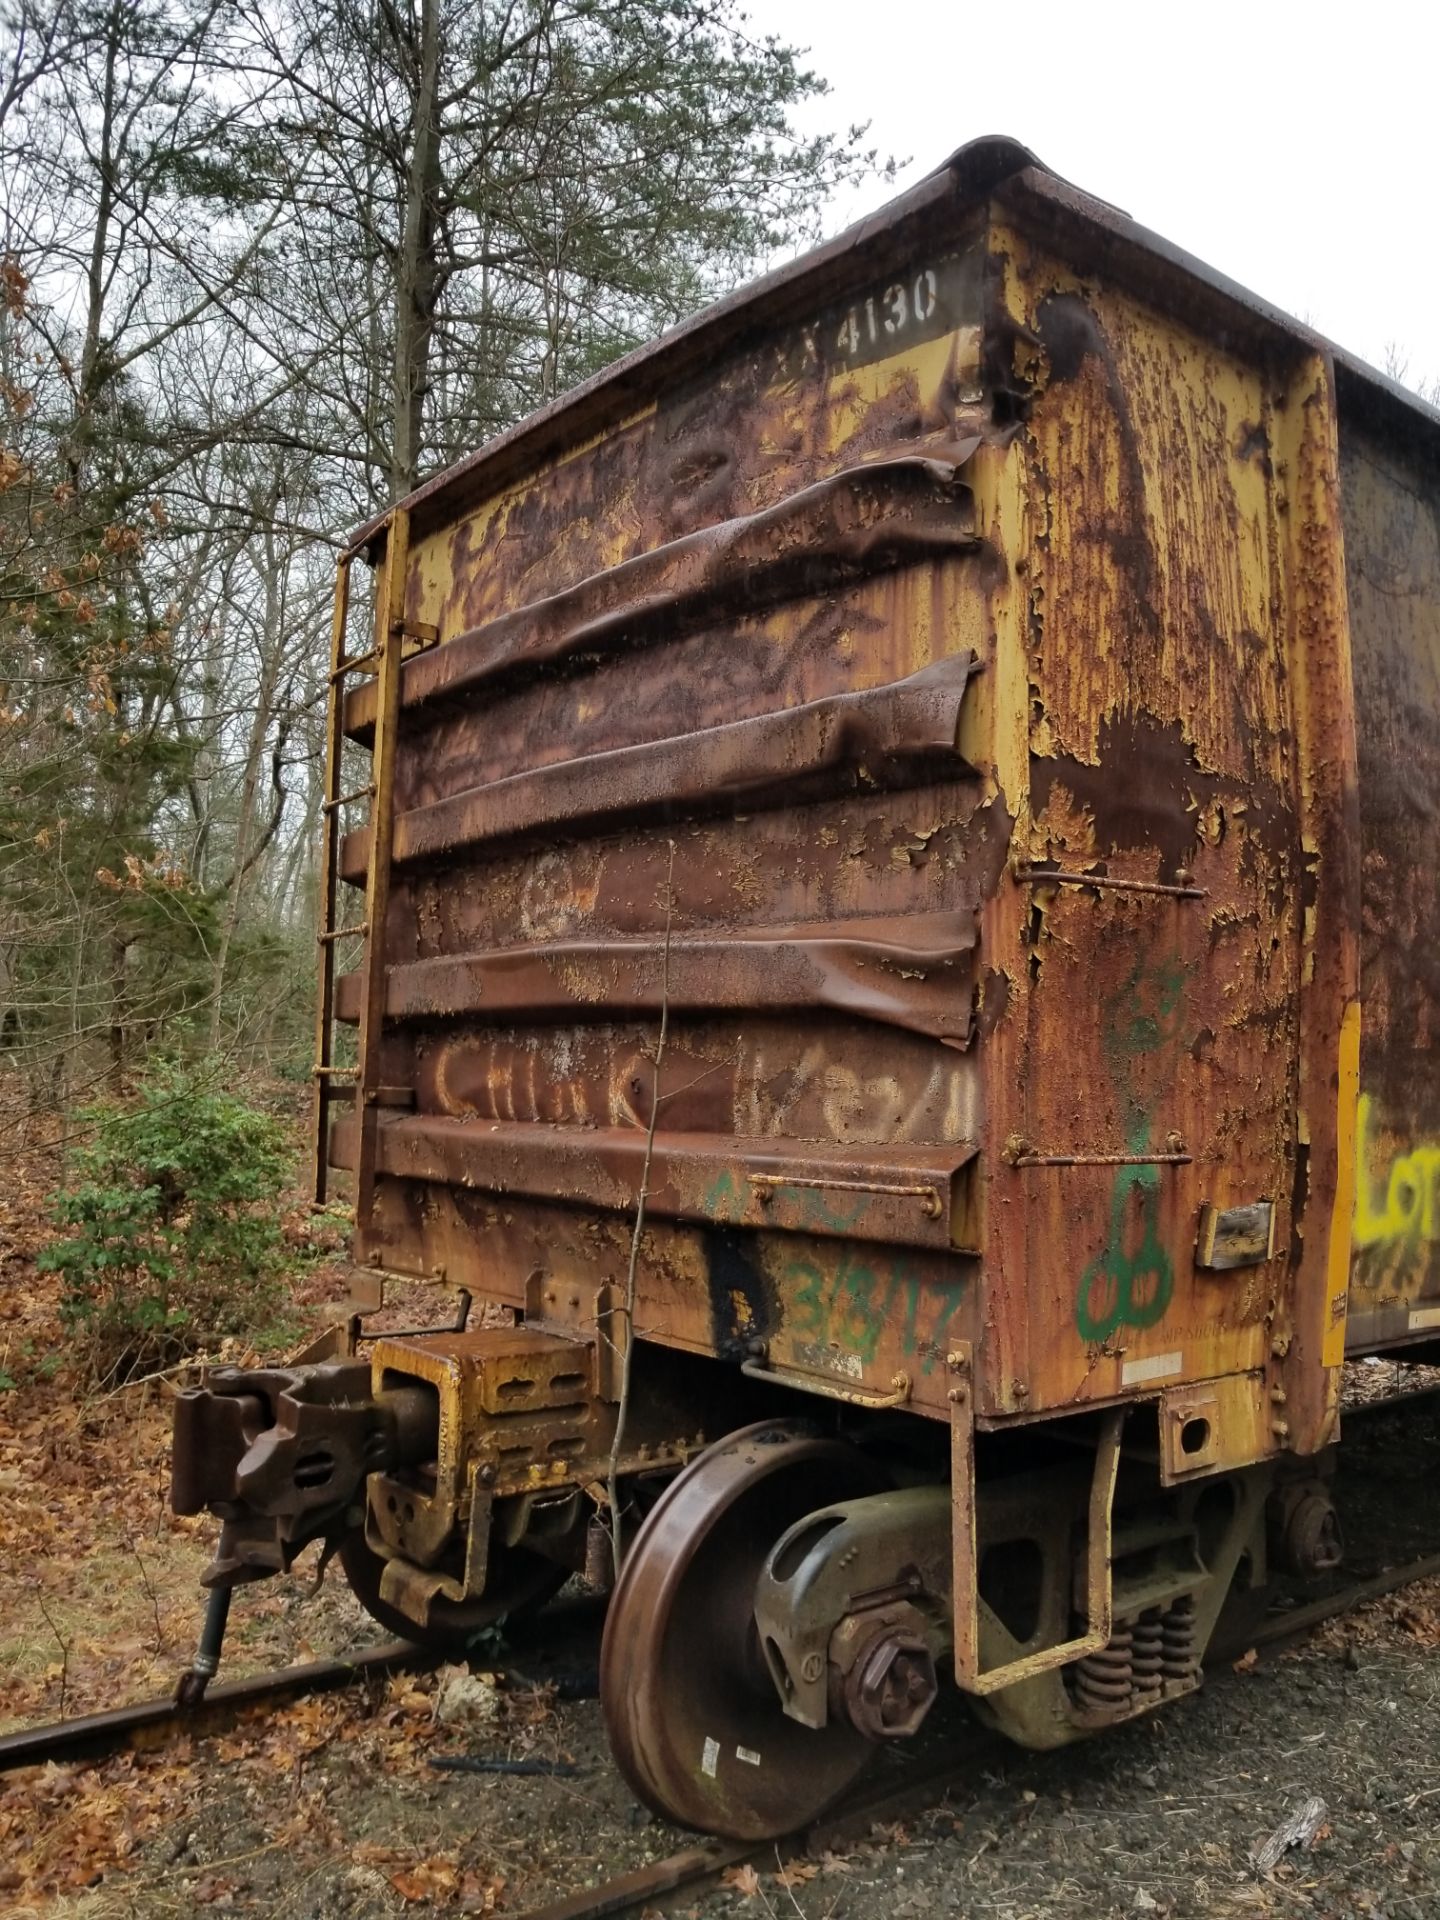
(330, 215), (1000, 1418)
(320, 138), (1440, 1468)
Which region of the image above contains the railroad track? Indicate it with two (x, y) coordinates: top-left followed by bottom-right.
(0, 1590), (606, 1776)
(4, 1384), (1436, 1919)
(503, 1538), (1440, 1920)
(6, 1540), (1437, 1918)
(0, 1638), (428, 1774)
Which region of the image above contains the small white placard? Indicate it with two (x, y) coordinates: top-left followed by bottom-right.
(1121, 1351), (1183, 1386)
(701, 1735), (720, 1778)
(736, 1746), (762, 1766)
(1408, 1305), (1440, 1330)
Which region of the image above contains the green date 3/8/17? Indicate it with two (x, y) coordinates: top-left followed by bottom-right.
(786, 1247), (965, 1376)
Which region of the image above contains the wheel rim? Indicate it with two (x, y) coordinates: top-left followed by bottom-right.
(599, 1419), (886, 1840)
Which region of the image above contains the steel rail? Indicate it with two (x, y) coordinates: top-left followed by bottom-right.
(2, 1555), (1436, 1920)
(509, 1748), (986, 1920)
(510, 1534), (1440, 1920)
(0, 1639), (427, 1774)
(2, 1386), (1433, 1841)
(1212, 1549), (1440, 1664)
(0, 1589), (607, 1778)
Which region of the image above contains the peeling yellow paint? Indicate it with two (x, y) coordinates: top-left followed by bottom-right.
(1323, 999), (1361, 1367)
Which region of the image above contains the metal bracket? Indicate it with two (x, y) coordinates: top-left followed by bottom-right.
(753, 1485), (951, 1728)
(740, 1355), (910, 1409)
(950, 1345), (1124, 1695)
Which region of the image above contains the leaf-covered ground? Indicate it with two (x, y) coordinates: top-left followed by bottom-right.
(2, 1573), (1437, 1917)
(3, 1120), (1439, 1915)
(0, 1124), (372, 1749)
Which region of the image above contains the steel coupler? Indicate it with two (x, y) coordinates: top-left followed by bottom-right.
(171, 1361), (437, 1586)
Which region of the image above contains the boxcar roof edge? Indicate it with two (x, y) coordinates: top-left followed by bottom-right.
(347, 133), (1440, 557)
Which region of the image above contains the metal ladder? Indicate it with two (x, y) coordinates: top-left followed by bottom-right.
(311, 506), (432, 1219)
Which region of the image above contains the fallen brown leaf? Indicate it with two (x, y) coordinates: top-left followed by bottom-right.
(721, 1863), (763, 1898)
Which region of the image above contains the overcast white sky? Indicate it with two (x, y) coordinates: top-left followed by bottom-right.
(779, 0), (1440, 393)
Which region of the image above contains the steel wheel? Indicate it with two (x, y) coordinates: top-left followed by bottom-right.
(600, 1419), (887, 1839)
(339, 1532), (566, 1656)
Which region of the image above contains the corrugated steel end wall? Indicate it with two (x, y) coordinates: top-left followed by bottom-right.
(324, 158), (1437, 1469)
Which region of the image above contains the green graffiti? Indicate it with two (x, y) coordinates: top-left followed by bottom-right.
(787, 1250), (966, 1376)
(905, 1279), (967, 1375)
(701, 1167), (746, 1224)
(700, 1170), (868, 1233)
(1102, 952), (1186, 1123)
(798, 1187), (869, 1233)
(1075, 1152), (1174, 1341)
(1074, 953), (1184, 1342)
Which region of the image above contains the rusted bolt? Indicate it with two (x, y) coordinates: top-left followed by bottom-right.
(1270, 1385), (1288, 1405)
(843, 1630), (938, 1741)
(478, 1463), (496, 1486)
(948, 1386), (967, 1405)
(946, 1351), (967, 1373)
(745, 1336), (768, 1360)
(1271, 1419), (1291, 1440)
(1012, 1381), (1030, 1400)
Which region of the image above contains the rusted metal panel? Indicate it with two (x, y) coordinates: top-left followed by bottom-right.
(332, 911), (980, 1042)
(339, 654), (979, 871)
(1340, 422), (1440, 1348)
(971, 232), (1331, 1443)
(318, 139), (1407, 1466)
(345, 450), (982, 738)
(327, 218), (1003, 1418)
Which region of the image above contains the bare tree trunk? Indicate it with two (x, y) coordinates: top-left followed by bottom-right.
(206, 524), (290, 1048)
(71, 0), (121, 485)
(389, 0), (442, 499)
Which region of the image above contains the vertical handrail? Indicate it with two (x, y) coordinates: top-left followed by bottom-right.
(311, 554), (353, 1206)
(354, 507), (411, 1226)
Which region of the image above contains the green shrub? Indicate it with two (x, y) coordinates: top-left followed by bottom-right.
(39, 1061), (295, 1384)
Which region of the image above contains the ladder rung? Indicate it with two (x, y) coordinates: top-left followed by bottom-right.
(313, 1063), (358, 1078)
(369, 1085), (415, 1108)
(323, 782), (376, 814)
(330, 649), (378, 683)
(314, 1077), (413, 1108)
(319, 921), (368, 944)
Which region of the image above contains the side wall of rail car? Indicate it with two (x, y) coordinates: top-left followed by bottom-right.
(1340, 416), (1440, 1349)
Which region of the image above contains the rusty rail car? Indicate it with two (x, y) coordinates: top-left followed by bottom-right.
(172, 136), (1440, 1838)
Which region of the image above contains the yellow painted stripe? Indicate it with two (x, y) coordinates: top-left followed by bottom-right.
(1322, 997), (1362, 1368)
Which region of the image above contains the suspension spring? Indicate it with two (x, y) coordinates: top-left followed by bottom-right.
(1071, 1623), (1134, 1713)
(1130, 1608), (1163, 1703)
(1160, 1593), (1199, 1684)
